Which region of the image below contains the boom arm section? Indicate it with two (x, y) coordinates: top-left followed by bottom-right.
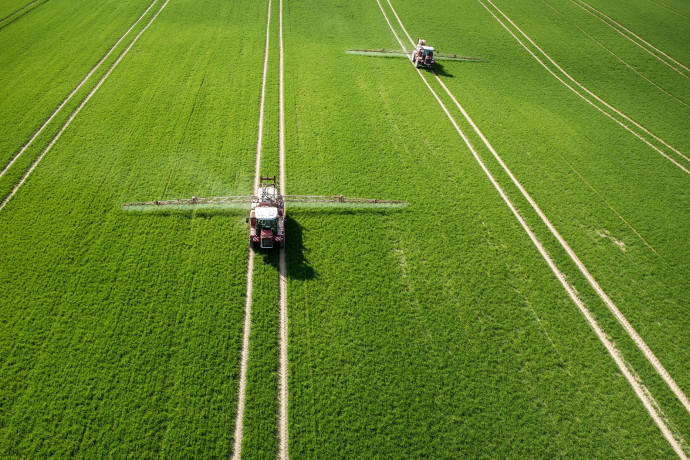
(122, 195), (256, 207)
(283, 195), (408, 204)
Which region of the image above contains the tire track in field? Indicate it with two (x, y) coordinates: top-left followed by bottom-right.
(568, 0), (690, 79)
(0, 0), (48, 31)
(478, 0), (690, 418)
(478, 0), (690, 175)
(0, 0), (169, 213)
(399, 0), (690, 422)
(0, 0), (159, 180)
(377, 1), (689, 456)
(278, 0), (289, 456)
(542, 0), (689, 109)
(649, 0), (690, 20)
(231, 0), (272, 458)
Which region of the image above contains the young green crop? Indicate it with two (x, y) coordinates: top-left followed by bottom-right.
(391, 0), (690, 433)
(1, 0), (688, 456)
(0, 0), (160, 169)
(0, 0), (267, 455)
(282, 0), (688, 456)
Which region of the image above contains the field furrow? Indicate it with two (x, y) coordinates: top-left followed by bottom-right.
(280, 0), (688, 456)
(380, 0), (689, 453)
(1, 0), (688, 456)
(0, 0), (267, 455)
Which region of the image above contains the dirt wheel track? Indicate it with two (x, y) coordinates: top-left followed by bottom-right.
(231, 0), (272, 457)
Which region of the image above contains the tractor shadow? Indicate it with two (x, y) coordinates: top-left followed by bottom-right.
(258, 215), (316, 281)
(285, 216), (316, 280)
(432, 62), (454, 78)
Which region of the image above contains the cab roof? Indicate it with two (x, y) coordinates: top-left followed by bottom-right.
(255, 207), (278, 219)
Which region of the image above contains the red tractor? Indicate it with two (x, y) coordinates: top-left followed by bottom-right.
(412, 39), (435, 69)
(247, 176), (285, 249)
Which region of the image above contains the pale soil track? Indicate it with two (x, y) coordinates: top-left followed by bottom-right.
(479, 0), (690, 175)
(0, 0), (169, 213)
(233, 249), (256, 460)
(231, 0), (273, 457)
(0, 0), (160, 180)
(569, 0), (690, 78)
(377, 0), (689, 456)
(278, 0), (289, 457)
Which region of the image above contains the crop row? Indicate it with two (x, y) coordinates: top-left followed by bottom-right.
(0, 0), (268, 455)
(396, 0), (690, 423)
(0, 0), (159, 169)
(281, 0), (687, 456)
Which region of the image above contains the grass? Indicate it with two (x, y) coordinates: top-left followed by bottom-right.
(281, 0), (687, 456)
(0, 0), (266, 455)
(0, 0), (688, 456)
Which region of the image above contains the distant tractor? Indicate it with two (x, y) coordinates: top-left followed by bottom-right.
(247, 176), (285, 249)
(412, 39), (435, 69)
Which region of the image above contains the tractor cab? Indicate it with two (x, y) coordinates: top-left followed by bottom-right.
(421, 46), (434, 59)
(420, 46), (435, 66)
(255, 206), (278, 249)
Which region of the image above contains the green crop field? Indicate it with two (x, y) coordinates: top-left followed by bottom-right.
(1, 0), (688, 457)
